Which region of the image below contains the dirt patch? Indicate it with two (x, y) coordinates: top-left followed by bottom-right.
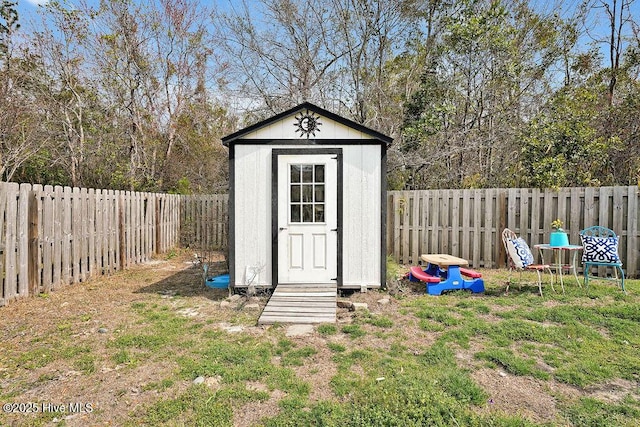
(584, 378), (639, 403)
(291, 336), (338, 403)
(234, 389), (286, 426)
(472, 368), (579, 424)
(0, 253), (227, 426)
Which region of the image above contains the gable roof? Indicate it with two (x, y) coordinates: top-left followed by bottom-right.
(221, 102), (393, 146)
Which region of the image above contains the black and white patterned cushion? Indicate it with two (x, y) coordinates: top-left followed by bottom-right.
(581, 235), (620, 264)
(507, 237), (534, 268)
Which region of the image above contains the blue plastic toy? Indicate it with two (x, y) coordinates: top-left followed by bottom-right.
(205, 274), (230, 289)
(408, 265), (484, 295)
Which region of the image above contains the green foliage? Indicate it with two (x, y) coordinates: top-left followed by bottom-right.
(341, 324), (366, 338)
(418, 318), (446, 332)
(562, 396), (640, 427)
(317, 324), (338, 335)
(476, 348), (549, 379)
(143, 378), (174, 392)
(385, 254), (402, 282)
(73, 353), (96, 374)
(421, 341), (455, 365)
(414, 305), (461, 326)
(438, 368), (487, 405)
(326, 342), (346, 353)
(141, 385), (235, 426)
(281, 346), (317, 367)
(364, 315), (394, 328)
(0, 0), (19, 56)
(519, 87), (617, 188)
(1, 0), (640, 191)
(169, 177), (192, 195)
(398, 0), (572, 190)
(113, 333), (169, 350)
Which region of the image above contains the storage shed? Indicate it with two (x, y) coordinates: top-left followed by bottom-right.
(222, 102), (392, 291)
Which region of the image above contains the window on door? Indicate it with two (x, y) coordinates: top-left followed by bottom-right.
(289, 164), (325, 223)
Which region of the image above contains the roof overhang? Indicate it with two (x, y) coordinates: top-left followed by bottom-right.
(222, 102), (393, 146)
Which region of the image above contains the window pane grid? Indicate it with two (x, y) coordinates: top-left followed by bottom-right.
(289, 163), (326, 223)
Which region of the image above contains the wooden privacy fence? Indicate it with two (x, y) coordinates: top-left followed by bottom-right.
(3, 183), (637, 305)
(387, 186), (639, 278)
(0, 183), (181, 306)
(180, 194), (228, 251)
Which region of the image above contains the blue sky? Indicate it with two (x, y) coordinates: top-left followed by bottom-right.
(14, 0), (640, 66)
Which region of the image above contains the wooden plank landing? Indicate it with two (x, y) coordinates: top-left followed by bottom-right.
(258, 283), (337, 325)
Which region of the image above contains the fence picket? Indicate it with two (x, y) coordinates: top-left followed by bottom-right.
(62, 187), (72, 283)
(94, 189), (102, 274)
(52, 186), (63, 288)
(88, 188), (96, 277)
(410, 191), (420, 265)
(42, 185), (54, 292)
(530, 188), (541, 245)
(27, 187), (40, 297)
(569, 187), (582, 245)
(627, 187), (638, 277)
(0, 185), (7, 304)
(18, 184), (29, 296)
(79, 187), (88, 281)
(450, 190), (460, 258)
(5, 183), (19, 301)
(460, 189), (470, 262)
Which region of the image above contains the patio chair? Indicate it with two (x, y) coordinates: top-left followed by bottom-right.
(502, 228), (553, 296)
(579, 226), (625, 293)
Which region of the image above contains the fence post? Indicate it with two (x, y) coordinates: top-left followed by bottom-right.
(155, 197), (162, 253)
(118, 192), (126, 270)
(385, 193), (393, 257)
(497, 190), (507, 268)
(28, 189), (40, 296)
(0, 185), (5, 306)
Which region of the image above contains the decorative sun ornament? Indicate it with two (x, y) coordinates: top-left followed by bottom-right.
(293, 109), (322, 138)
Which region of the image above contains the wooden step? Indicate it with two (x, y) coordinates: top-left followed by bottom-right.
(258, 283), (337, 325)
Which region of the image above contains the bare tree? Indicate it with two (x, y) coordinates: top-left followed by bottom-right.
(320, 0), (411, 135)
(30, 2), (95, 187)
(0, 0), (44, 181)
(586, 0), (636, 105)
(605, 0), (631, 104)
(75, 0), (224, 190)
(215, 0), (350, 117)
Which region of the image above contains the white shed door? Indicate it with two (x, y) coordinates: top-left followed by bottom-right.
(277, 155), (337, 283)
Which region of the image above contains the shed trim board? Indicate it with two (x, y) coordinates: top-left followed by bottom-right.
(272, 148), (343, 288)
(228, 143), (236, 287)
(380, 142), (387, 288)
(225, 139), (386, 146)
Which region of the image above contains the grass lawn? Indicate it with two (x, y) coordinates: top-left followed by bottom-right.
(1, 251), (639, 426)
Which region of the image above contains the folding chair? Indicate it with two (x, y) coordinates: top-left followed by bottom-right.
(502, 228), (554, 296)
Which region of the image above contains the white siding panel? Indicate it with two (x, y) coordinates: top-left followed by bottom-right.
(234, 145), (272, 286)
(342, 145), (382, 287)
(246, 115), (374, 140)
